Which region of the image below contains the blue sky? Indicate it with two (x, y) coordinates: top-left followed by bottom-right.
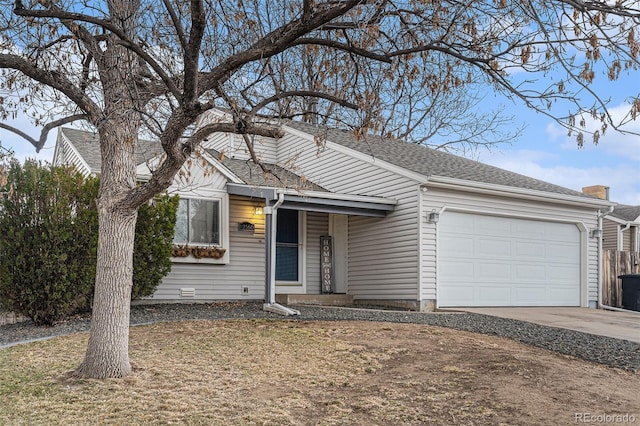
(1, 72), (639, 206)
(474, 69), (640, 206)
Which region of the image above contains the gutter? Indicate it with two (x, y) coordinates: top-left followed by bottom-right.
(263, 192), (300, 316)
(425, 176), (614, 209)
(596, 205), (639, 313)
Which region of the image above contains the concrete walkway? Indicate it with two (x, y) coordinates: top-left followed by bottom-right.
(460, 307), (640, 344)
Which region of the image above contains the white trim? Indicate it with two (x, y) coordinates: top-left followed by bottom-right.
(617, 224), (625, 251)
(229, 182), (397, 206)
(417, 185), (425, 301)
(436, 205), (592, 225)
(603, 215), (630, 225)
(577, 222), (589, 308)
(170, 192), (230, 265)
(425, 176), (613, 208)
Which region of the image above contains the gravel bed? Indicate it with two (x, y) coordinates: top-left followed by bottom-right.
(1, 302), (639, 372)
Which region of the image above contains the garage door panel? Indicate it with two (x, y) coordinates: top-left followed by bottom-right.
(546, 243), (581, 260)
(545, 222), (580, 240)
(514, 220), (547, 237)
(478, 263), (511, 280)
(513, 264), (547, 281)
(515, 241), (547, 259)
(439, 235), (474, 257)
(439, 260), (475, 278)
(477, 238), (512, 257)
(477, 286), (513, 305)
(548, 287), (580, 303)
(477, 216), (510, 234)
(547, 265), (580, 281)
(438, 285), (476, 305)
(512, 286), (547, 304)
(438, 212), (581, 307)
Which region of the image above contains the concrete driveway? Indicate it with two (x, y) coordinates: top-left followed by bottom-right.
(460, 307), (640, 344)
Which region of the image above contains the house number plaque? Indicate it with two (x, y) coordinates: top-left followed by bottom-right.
(320, 236), (334, 293)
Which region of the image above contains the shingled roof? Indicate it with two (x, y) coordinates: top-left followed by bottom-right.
(609, 205), (640, 222)
(283, 120), (595, 199)
(60, 128), (324, 191)
(61, 122), (601, 201)
(60, 128), (162, 173)
(210, 149), (326, 191)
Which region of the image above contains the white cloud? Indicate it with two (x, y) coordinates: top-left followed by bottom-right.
(550, 102), (640, 161)
(480, 149), (640, 205)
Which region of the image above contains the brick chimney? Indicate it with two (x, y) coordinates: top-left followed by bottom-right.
(582, 185), (610, 200)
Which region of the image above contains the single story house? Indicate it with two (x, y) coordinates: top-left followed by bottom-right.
(53, 112), (613, 311)
(605, 206), (640, 253)
(581, 185), (639, 253)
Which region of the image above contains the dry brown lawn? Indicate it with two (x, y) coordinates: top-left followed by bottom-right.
(1, 319), (639, 425)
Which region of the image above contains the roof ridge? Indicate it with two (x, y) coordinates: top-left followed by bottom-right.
(282, 119), (594, 199)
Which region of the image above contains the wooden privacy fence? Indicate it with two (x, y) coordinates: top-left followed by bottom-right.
(602, 250), (640, 308)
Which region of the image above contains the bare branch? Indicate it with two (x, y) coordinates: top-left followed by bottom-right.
(0, 114), (85, 152)
(0, 53), (103, 122)
(291, 37), (392, 63)
(249, 90), (359, 115)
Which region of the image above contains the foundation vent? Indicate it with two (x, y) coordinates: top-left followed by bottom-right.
(180, 288), (195, 298)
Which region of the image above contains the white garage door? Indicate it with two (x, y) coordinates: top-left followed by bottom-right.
(438, 212), (581, 307)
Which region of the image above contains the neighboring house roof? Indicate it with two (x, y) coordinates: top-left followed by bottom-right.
(283, 120), (595, 199)
(59, 128), (161, 174)
(208, 149), (326, 191)
(608, 205), (640, 222)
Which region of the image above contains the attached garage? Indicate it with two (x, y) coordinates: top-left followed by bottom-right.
(437, 211), (582, 307)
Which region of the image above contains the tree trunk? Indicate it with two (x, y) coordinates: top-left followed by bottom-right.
(73, 0), (143, 378)
(75, 202), (137, 378)
(75, 121), (139, 379)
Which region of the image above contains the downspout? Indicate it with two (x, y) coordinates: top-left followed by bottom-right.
(263, 192), (300, 316)
(618, 222), (632, 251)
(597, 205), (635, 312)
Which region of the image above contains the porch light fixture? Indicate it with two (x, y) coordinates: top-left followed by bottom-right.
(590, 228), (602, 239)
(254, 206), (264, 216)
(427, 210), (440, 224)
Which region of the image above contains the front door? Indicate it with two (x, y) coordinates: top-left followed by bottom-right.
(275, 209), (305, 294)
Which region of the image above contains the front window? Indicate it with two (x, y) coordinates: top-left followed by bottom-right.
(173, 198), (220, 245)
(276, 209), (299, 281)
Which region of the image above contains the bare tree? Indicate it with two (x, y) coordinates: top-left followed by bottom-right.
(1, 0), (639, 378)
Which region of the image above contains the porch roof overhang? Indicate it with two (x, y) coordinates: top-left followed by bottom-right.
(226, 183), (397, 217)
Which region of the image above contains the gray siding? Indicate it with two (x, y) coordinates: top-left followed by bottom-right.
(622, 228), (632, 252)
(151, 195), (266, 301)
(276, 132), (421, 301)
(202, 132), (277, 164)
(602, 219), (619, 251)
(306, 212), (329, 294)
(421, 187), (600, 307)
(201, 131), (230, 154)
